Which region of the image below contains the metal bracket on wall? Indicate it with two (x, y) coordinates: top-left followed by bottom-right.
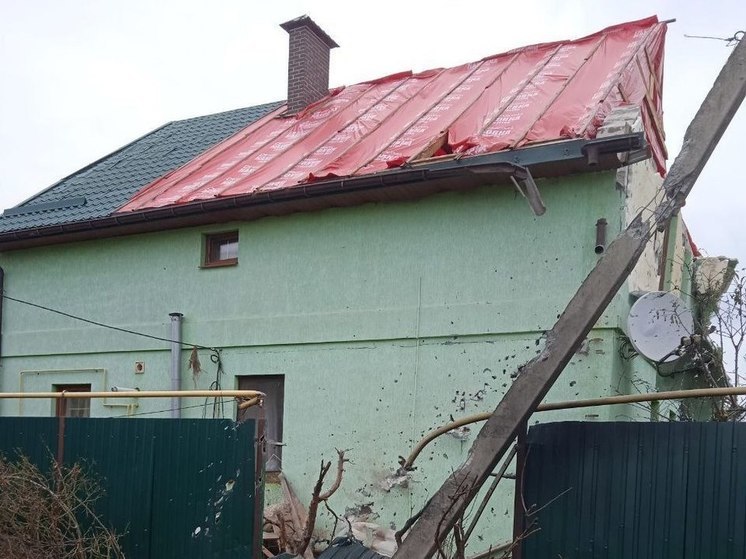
(509, 167), (546, 216)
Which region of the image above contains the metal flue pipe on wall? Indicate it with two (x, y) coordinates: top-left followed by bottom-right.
(169, 313), (183, 418)
(594, 218), (607, 254)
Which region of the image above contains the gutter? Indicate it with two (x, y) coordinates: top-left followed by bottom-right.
(0, 133), (646, 251)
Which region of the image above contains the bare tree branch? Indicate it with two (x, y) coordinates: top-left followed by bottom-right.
(0, 454), (125, 559)
(296, 449), (349, 557)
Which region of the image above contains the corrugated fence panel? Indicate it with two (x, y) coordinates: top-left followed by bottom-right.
(0, 417), (258, 559)
(63, 418), (157, 558)
(522, 422), (746, 559)
(147, 419), (257, 559)
(0, 416), (58, 468)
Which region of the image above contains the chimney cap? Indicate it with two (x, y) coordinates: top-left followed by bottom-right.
(280, 15), (339, 49)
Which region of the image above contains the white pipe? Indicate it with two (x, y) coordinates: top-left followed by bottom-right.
(169, 313), (183, 418)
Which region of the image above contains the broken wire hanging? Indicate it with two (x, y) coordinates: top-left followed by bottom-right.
(684, 30), (744, 47)
(201, 349), (226, 419)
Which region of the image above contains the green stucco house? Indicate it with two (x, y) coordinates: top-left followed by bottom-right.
(0, 15), (723, 551)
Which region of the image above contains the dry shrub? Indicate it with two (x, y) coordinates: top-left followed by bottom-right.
(0, 454), (125, 559)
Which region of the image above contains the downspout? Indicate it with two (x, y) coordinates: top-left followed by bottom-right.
(169, 312), (183, 418)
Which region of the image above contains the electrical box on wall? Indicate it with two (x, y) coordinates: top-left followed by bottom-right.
(135, 362), (145, 374)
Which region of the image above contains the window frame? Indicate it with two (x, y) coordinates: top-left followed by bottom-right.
(54, 384), (92, 418)
(202, 230), (239, 268)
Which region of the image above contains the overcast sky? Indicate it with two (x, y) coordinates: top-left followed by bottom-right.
(1, 0), (744, 265)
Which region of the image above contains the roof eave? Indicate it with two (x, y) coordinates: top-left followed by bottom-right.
(0, 133), (647, 252)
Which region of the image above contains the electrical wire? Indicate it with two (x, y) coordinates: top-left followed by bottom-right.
(202, 350), (227, 419)
(125, 398), (237, 418)
(1, 291), (215, 351)
(684, 31), (744, 47)
(1, 291), (253, 420)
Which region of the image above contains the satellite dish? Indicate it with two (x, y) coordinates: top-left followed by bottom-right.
(627, 291), (694, 363)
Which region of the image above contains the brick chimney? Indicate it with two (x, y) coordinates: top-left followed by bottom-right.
(280, 15), (338, 115)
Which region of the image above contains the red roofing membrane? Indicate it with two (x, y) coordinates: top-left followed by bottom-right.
(119, 16), (667, 213)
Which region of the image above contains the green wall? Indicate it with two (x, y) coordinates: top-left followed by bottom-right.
(0, 171), (659, 547)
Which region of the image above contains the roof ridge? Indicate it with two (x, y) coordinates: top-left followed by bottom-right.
(172, 100), (284, 125)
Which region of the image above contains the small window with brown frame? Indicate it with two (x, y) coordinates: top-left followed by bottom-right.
(203, 231), (239, 268)
(54, 384), (91, 417)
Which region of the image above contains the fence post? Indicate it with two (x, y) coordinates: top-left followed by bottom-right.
(57, 402), (65, 468)
(253, 405), (267, 558)
(512, 422), (528, 559)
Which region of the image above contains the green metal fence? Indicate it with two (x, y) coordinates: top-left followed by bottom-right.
(0, 417), (261, 559)
(520, 421), (746, 559)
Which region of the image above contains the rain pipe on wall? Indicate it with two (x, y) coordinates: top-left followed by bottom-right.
(169, 312), (183, 418)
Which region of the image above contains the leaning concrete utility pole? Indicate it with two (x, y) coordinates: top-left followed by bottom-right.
(393, 37), (746, 559)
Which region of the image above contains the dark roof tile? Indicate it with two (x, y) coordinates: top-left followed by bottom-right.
(317, 538), (387, 559)
(270, 538), (386, 559)
(0, 101), (282, 233)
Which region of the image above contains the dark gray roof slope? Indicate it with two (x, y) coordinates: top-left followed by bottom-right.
(0, 101), (282, 233)
(318, 538), (386, 559)
(272, 537), (386, 559)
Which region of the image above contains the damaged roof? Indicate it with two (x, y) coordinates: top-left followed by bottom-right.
(119, 16), (667, 213)
(0, 17), (668, 248)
